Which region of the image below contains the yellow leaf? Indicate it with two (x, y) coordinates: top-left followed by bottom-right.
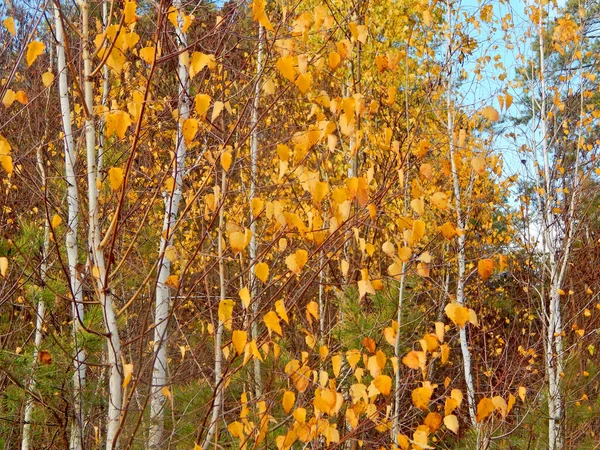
(108, 167), (124, 191)
(182, 118), (199, 144)
(424, 412), (442, 432)
(412, 386), (433, 410)
(430, 192), (448, 209)
(481, 106), (500, 121)
(346, 349), (361, 369)
(275, 299), (288, 323)
(238, 287), (251, 308)
(220, 151), (232, 171)
(373, 375), (392, 396)
(211, 101), (224, 122)
(286, 249), (308, 274)
(251, 0), (274, 31)
(518, 386), (526, 402)
(472, 156), (486, 174)
(478, 259), (494, 280)
(492, 395), (508, 418)
(476, 397), (495, 422)
(164, 246), (178, 263)
(295, 73), (311, 94)
(329, 52), (341, 70)
(194, 93), (211, 118)
(0, 257), (7, 277)
(444, 414), (459, 433)
(422, 9), (432, 26)
(264, 311), (283, 336)
(232, 330), (247, 355)
(164, 274), (179, 289)
(3, 17), (16, 36)
(218, 299), (235, 330)
(26, 41), (46, 67)
(451, 389), (463, 407)
(507, 393), (516, 414)
(105, 110), (132, 139)
(357, 279), (375, 300)
(440, 222), (458, 239)
(51, 214), (62, 229)
(444, 397), (458, 416)
(161, 386), (172, 399)
(332, 354), (342, 377)
(282, 391), (295, 414)
(139, 46), (156, 64)
(411, 198), (424, 215)
(189, 52), (216, 79)
(2, 90), (15, 108)
(445, 302), (470, 328)
(254, 262), (269, 283)
(122, 363), (134, 388)
(276, 56), (296, 82)
(123, 0), (137, 24)
(402, 351), (425, 370)
(15, 91), (28, 104)
(398, 246), (412, 262)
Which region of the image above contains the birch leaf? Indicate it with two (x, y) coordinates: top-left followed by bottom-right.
(51, 214), (62, 228)
(0, 257), (7, 277)
(232, 330), (247, 355)
(211, 101), (224, 122)
(3, 17), (16, 36)
(282, 391), (295, 413)
(444, 414), (459, 433)
(26, 41), (45, 67)
(478, 259), (494, 280)
(108, 167), (124, 191)
(218, 299), (235, 330)
(238, 287), (251, 308)
(194, 94), (211, 118)
(264, 311), (283, 336)
(373, 375), (392, 395)
(139, 47), (156, 64)
(122, 363), (134, 388)
(189, 52), (215, 79)
(476, 398), (495, 422)
(123, 0), (137, 24)
(220, 151), (232, 171)
(2, 90), (15, 108)
(481, 106), (500, 121)
(275, 299), (288, 323)
(182, 118), (199, 144)
(254, 262), (269, 283)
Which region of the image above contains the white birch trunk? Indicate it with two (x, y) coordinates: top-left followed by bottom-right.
(249, 23), (264, 400)
(53, 6), (87, 449)
(81, 3), (122, 448)
(148, 3), (189, 447)
(202, 174), (226, 449)
(21, 147), (50, 449)
(445, 0), (479, 439)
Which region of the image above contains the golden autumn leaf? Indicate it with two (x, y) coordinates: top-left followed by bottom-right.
(182, 118), (199, 144)
(105, 110), (132, 139)
(139, 46), (156, 64)
(220, 151), (232, 171)
(26, 41), (45, 67)
(164, 275), (179, 289)
(3, 17), (16, 36)
(518, 386), (526, 402)
(424, 412), (442, 432)
(430, 192), (449, 209)
(2, 90), (15, 108)
(251, 0), (274, 31)
(282, 391), (295, 414)
(445, 302), (470, 327)
(276, 55), (296, 82)
(254, 262), (269, 283)
(286, 249), (308, 274)
(211, 101), (224, 122)
(373, 375), (392, 396)
(123, 0), (137, 24)
(402, 350), (425, 371)
(232, 330), (247, 355)
(194, 93), (211, 118)
(329, 52), (341, 70)
(264, 311), (283, 336)
(108, 167), (124, 191)
(471, 156), (486, 174)
(51, 214), (62, 229)
(444, 414), (459, 433)
(444, 397), (458, 416)
(481, 106), (500, 121)
(122, 363), (134, 388)
(478, 259), (494, 280)
(412, 386), (433, 410)
(189, 52), (215, 79)
(275, 299), (288, 323)
(218, 299), (235, 330)
(492, 395), (508, 418)
(476, 397), (495, 422)
(15, 91), (28, 104)
(238, 287), (250, 308)
(0, 257), (7, 277)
